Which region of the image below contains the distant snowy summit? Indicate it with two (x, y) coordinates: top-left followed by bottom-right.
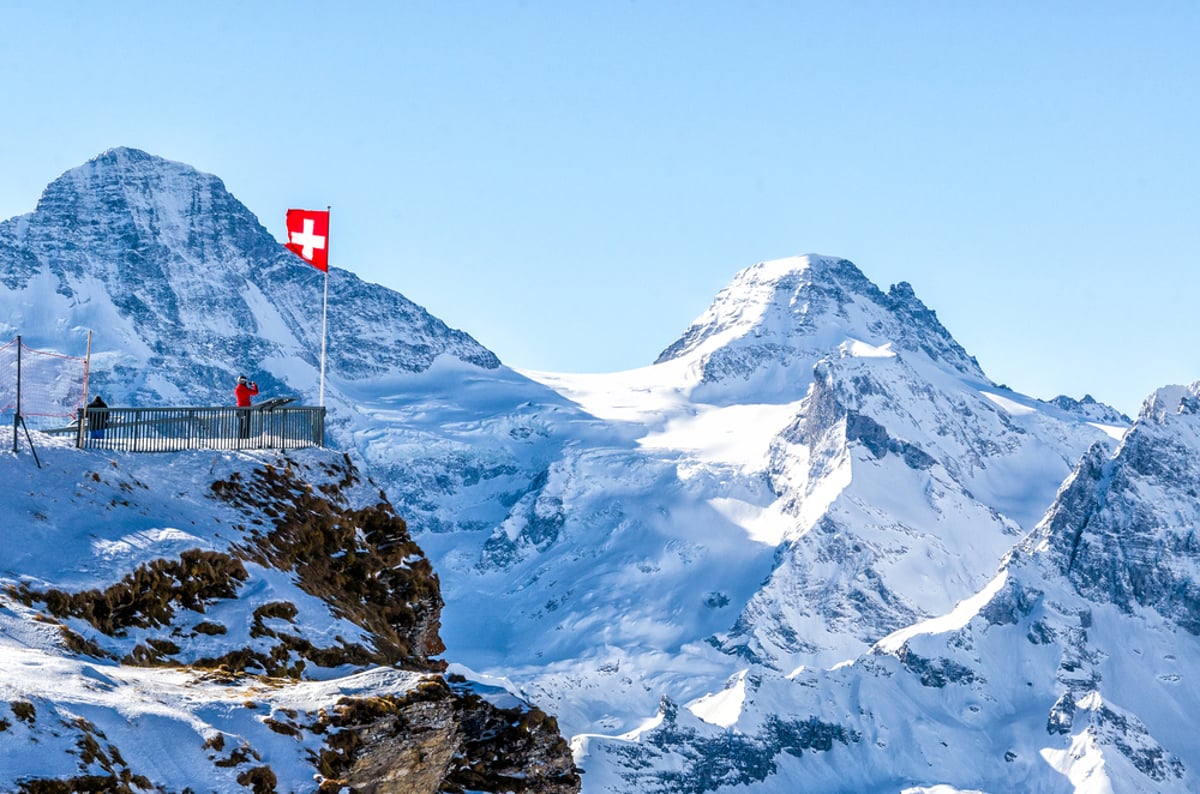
(0, 147), (498, 407)
(1048, 393), (1131, 425)
(654, 254), (984, 400)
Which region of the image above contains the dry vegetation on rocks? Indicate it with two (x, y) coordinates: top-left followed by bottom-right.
(6, 453), (579, 793)
(12, 549), (247, 636)
(213, 455), (446, 670)
(13, 455), (445, 677)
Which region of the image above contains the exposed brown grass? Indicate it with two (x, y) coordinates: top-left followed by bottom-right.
(12, 550), (247, 635)
(16, 718), (154, 793)
(12, 454), (444, 681)
(211, 457), (446, 672)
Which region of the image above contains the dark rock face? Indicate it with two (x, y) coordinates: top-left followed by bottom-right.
(977, 578), (1043, 627)
(1035, 386), (1200, 634)
(845, 410), (936, 470)
(1046, 692), (1076, 735)
(895, 646), (978, 688)
(313, 678), (581, 794)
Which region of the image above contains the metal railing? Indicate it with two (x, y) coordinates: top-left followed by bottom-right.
(64, 405), (325, 452)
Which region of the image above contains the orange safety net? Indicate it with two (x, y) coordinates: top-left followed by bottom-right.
(0, 337), (89, 420)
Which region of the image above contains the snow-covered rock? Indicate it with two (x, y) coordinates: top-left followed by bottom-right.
(654, 255), (984, 402)
(0, 440), (579, 791)
(1048, 393), (1131, 427)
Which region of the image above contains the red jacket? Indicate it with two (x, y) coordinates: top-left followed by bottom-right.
(235, 381), (259, 407)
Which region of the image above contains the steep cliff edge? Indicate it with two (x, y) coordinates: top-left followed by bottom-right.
(0, 440), (579, 793)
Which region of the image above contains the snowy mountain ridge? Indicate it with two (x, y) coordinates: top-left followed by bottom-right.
(570, 382), (1200, 792)
(2, 148), (1191, 793)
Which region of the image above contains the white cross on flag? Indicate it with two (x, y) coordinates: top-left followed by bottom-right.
(285, 208), (330, 272)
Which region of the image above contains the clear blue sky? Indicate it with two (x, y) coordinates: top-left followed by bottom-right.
(2, 3), (1197, 415)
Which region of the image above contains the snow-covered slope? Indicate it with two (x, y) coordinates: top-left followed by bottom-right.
(386, 254), (1126, 757)
(580, 384), (1200, 792)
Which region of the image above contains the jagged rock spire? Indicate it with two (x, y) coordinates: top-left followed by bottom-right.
(1030, 381), (1200, 633)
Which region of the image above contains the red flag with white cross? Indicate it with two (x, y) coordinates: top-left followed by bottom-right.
(285, 209), (330, 272)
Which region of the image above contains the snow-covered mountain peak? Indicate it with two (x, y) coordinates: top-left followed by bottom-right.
(654, 254), (984, 401)
(728, 253), (867, 289)
(49, 146), (207, 190)
(654, 254), (871, 361)
(0, 147), (500, 407)
(1138, 382), (1200, 422)
(33, 147), (255, 258)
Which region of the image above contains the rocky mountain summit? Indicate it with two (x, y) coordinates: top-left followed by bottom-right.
(0, 147), (497, 410)
(1035, 383), (1200, 633)
(654, 255), (984, 401)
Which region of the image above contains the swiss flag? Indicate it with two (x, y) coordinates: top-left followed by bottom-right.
(285, 209), (330, 272)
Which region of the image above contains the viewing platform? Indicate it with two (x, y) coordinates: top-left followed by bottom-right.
(53, 401), (326, 453)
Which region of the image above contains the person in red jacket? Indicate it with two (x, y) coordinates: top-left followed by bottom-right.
(235, 375), (258, 439)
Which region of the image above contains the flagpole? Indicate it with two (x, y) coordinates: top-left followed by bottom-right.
(320, 205), (330, 408)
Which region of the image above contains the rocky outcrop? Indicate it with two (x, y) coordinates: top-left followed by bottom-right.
(212, 455), (448, 671)
(1035, 384), (1200, 634)
(1048, 393), (1131, 425)
(0, 447), (578, 792)
(13, 455), (447, 676)
(315, 677), (580, 794)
